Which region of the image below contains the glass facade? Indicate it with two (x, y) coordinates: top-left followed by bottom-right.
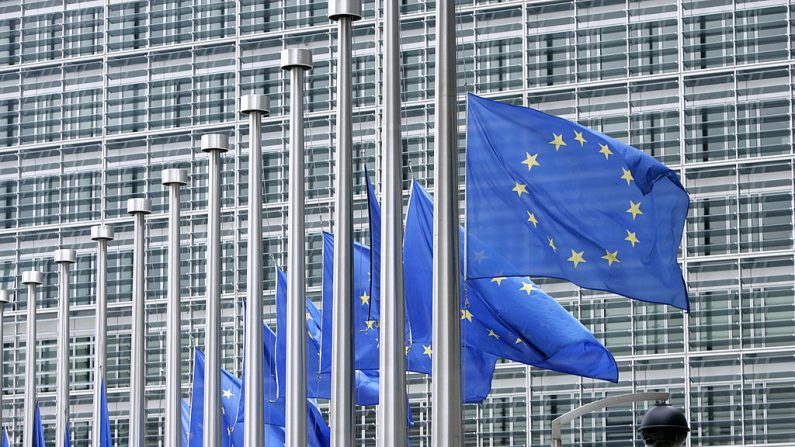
(0, 0), (793, 445)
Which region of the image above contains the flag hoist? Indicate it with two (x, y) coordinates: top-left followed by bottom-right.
(163, 169), (188, 447)
(54, 248), (76, 447)
(90, 224), (114, 447)
(329, 0), (361, 443)
(0, 290), (12, 431)
(378, 0), (408, 443)
(22, 270), (43, 447)
(127, 197), (152, 447)
(240, 93), (270, 447)
(202, 133), (229, 447)
(432, 0), (464, 444)
(281, 48), (313, 446)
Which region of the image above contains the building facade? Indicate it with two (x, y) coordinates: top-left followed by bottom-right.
(0, 0), (793, 445)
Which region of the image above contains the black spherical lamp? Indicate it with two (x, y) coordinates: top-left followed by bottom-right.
(638, 402), (690, 447)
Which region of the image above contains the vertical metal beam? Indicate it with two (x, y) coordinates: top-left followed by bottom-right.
(328, 1), (361, 444)
(22, 270), (43, 447)
(378, 0), (408, 443)
(127, 198), (152, 447)
(91, 224), (114, 447)
(432, 0), (463, 444)
(0, 290), (12, 431)
(240, 94), (270, 447)
(201, 134), (229, 447)
(162, 169), (188, 447)
(54, 248), (76, 447)
(281, 48), (313, 447)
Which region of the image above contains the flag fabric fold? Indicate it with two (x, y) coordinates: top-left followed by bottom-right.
(466, 93), (689, 310)
(99, 377), (112, 447)
(33, 402), (45, 447)
(2, 428), (9, 447)
(405, 180), (618, 382)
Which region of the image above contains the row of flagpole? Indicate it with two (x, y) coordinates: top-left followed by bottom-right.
(0, 0), (464, 442)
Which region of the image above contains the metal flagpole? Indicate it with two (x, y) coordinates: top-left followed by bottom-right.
(91, 224), (114, 447)
(432, 0), (463, 443)
(127, 198), (151, 447)
(22, 270), (43, 447)
(54, 248), (76, 447)
(240, 94), (270, 447)
(281, 48), (313, 446)
(162, 169), (188, 447)
(329, 0), (361, 444)
(202, 134), (228, 447)
(0, 290), (12, 431)
(378, 0), (408, 442)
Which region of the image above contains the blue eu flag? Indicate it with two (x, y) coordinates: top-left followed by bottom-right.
(99, 377), (112, 447)
(188, 349), (242, 447)
(466, 94), (689, 310)
(406, 180), (618, 382)
(33, 402), (45, 447)
(2, 428), (9, 447)
(63, 423), (70, 447)
(181, 399), (190, 447)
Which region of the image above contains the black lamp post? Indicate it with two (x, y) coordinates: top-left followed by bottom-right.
(638, 402), (690, 447)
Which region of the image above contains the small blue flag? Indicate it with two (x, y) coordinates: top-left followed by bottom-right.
(405, 180), (618, 382)
(466, 93), (689, 310)
(2, 428), (10, 447)
(181, 399), (190, 447)
(33, 402), (45, 447)
(63, 423), (70, 447)
(99, 377), (112, 447)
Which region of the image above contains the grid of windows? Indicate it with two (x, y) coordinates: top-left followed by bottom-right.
(0, 0), (794, 445)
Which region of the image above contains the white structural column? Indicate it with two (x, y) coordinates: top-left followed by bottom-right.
(328, 0), (361, 444)
(378, 0), (408, 443)
(432, 0), (463, 444)
(127, 198), (152, 447)
(281, 48), (313, 446)
(0, 290), (12, 430)
(202, 134), (229, 447)
(22, 270), (43, 447)
(241, 94), (270, 447)
(91, 224), (114, 447)
(162, 169), (188, 447)
(54, 248), (76, 447)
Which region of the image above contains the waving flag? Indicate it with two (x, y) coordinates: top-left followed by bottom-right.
(33, 402), (45, 447)
(98, 378), (112, 447)
(2, 428), (9, 447)
(406, 180), (618, 382)
(466, 94), (689, 310)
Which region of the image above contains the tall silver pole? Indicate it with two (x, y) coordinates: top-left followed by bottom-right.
(329, 1), (361, 444)
(162, 169), (188, 447)
(378, 0), (408, 442)
(432, 0), (463, 443)
(22, 271), (43, 447)
(281, 48), (313, 447)
(0, 290), (12, 431)
(201, 134), (228, 447)
(127, 198), (151, 447)
(91, 225), (114, 447)
(240, 94), (270, 447)
(54, 248), (76, 447)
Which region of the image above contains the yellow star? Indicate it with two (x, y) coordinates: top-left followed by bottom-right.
(360, 292), (370, 305)
(491, 277), (506, 286)
(487, 329), (500, 340)
(365, 319), (376, 330)
(515, 337), (524, 345)
(625, 230), (640, 247)
(599, 144), (613, 159)
(305, 311), (312, 321)
(221, 407), (225, 415)
(521, 152), (540, 171)
(620, 168), (634, 185)
(549, 133), (567, 151)
(567, 249), (586, 268)
(405, 345), (411, 355)
(574, 131), (587, 146)
(526, 211), (538, 227)
(519, 282), (534, 295)
(512, 182), (528, 197)
(626, 201), (643, 219)
(423, 345), (432, 357)
(222, 389), (233, 399)
(460, 309), (473, 322)
(601, 249), (620, 266)
(548, 237), (557, 253)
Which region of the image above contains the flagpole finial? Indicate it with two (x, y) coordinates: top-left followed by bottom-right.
(239, 94), (270, 116)
(91, 224), (115, 241)
(0, 290), (12, 307)
(127, 198), (152, 215)
(53, 248), (76, 264)
(22, 270), (44, 285)
(162, 169), (188, 186)
(329, 0), (362, 21)
(281, 49), (313, 71)
(201, 134), (230, 153)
